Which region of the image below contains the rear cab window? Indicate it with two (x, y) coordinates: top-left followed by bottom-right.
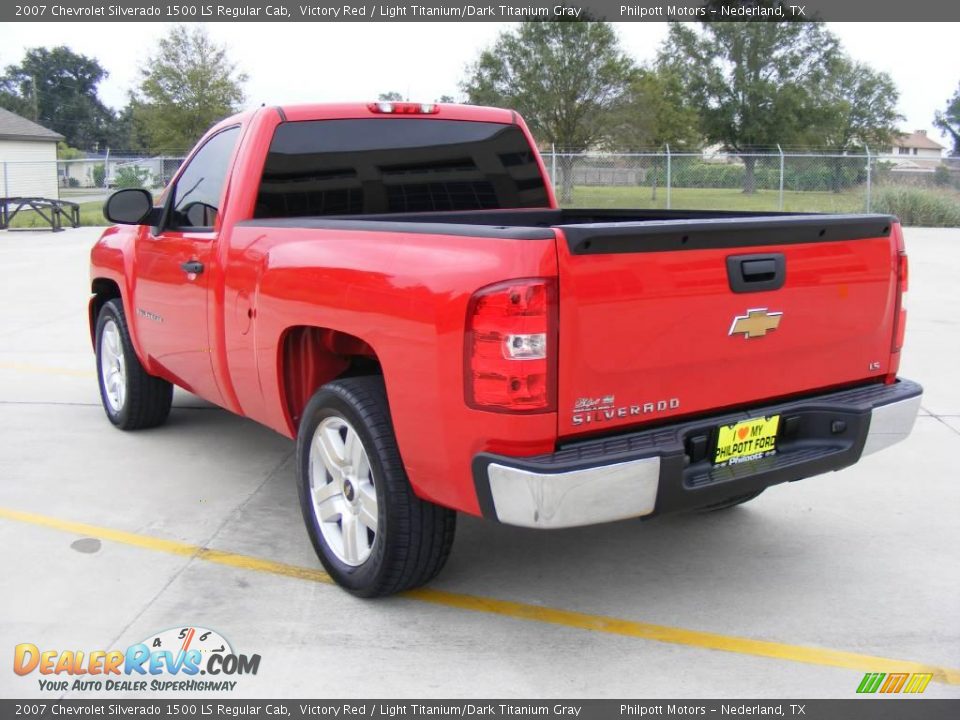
(254, 119), (550, 217)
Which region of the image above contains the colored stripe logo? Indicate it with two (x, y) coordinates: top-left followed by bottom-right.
(857, 672), (932, 694)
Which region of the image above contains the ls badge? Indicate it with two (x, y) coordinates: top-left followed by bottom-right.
(729, 308), (783, 339)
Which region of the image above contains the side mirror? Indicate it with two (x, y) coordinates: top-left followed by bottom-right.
(103, 188), (160, 225)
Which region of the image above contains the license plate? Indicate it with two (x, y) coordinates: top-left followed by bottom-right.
(714, 415), (780, 466)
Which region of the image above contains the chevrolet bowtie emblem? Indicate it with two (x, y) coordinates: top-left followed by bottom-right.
(729, 308), (783, 338)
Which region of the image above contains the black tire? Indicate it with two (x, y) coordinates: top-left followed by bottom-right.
(95, 299), (173, 430)
(701, 489), (765, 512)
(296, 376), (456, 597)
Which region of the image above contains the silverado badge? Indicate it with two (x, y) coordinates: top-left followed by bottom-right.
(729, 308), (782, 339)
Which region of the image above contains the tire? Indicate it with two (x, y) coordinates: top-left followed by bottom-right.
(95, 299), (173, 430)
(701, 489), (765, 512)
(296, 376), (456, 597)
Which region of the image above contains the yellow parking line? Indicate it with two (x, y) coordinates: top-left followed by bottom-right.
(0, 506), (332, 585)
(0, 362), (94, 378)
(1, 505), (958, 687)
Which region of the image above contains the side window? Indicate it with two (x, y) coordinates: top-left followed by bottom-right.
(169, 126), (240, 230)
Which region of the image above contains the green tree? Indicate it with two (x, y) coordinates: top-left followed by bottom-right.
(0, 46), (115, 149)
(56, 142), (85, 160)
(133, 25), (247, 153)
(607, 67), (702, 150)
(815, 57), (901, 151)
(109, 102), (151, 154)
(934, 82), (960, 156)
(660, 10), (840, 193)
(377, 91), (404, 101)
(461, 19), (635, 202)
(813, 56), (902, 192)
(436, 95), (456, 104)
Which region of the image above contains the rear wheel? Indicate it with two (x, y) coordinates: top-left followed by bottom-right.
(296, 376), (456, 597)
(95, 299), (173, 430)
(701, 489), (765, 512)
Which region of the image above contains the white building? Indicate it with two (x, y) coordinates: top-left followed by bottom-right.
(0, 107), (63, 198)
(883, 130), (945, 174)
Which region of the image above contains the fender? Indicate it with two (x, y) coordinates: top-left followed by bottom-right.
(89, 225), (159, 375)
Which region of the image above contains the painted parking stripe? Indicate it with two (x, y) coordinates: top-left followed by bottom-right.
(1, 504), (958, 687)
(0, 361), (95, 378)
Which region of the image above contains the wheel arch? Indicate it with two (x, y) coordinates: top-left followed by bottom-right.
(278, 325), (382, 433)
(89, 277), (123, 349)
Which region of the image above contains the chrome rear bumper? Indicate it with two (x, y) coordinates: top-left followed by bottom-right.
(474, 379), (923, 529)
(860, 393), (923, 456)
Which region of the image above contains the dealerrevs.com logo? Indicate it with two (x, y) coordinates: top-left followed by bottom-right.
(14, 626), (260, 692)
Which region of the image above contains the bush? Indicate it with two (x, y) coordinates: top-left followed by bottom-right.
(872, 186), (960, 227)
(934, 165), (951, 187)
(92, 163), (106, 188)
(665, 159), (864, 193)
(114, 165), (151, 189)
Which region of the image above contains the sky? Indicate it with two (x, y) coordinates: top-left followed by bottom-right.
(0, 21), (955, 149)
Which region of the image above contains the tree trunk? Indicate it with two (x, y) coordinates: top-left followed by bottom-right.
(831, 158), (844, 194)
(742, 156), (757, 195)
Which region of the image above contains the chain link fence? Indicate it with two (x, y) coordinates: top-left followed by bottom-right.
(0, 156), (187, 204)
(2, 150), (959, 224)
(543, 149), (960, 215)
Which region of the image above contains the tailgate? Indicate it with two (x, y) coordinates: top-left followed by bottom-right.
(555, 215), (899, 439)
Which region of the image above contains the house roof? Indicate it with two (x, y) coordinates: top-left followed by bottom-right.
(889, 157), (942, 172)
(893, 131), (944, 151)
(0, 107), (64, 142)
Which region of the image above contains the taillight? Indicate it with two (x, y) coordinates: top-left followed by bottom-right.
(892, 224), (908, 353)
(465, 278), (557, 413)
(367, 102), (439, 114)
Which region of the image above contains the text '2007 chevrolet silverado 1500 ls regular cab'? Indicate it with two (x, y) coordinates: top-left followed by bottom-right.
(91, 102), (922, 596)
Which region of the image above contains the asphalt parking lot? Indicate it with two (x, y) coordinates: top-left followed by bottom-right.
(0, 225), (958, 699)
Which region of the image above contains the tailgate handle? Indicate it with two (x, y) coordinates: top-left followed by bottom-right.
(727, 253), (786, 293)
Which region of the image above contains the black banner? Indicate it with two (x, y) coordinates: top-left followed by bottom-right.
(2, 700), (960, 720)
(3, 0), (960, 23)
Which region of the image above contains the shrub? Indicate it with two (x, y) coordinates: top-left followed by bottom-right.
(872, 186), (960, 227)
(665, 159), (864, 193)
(114, 165), (151, 189)
(92, 163), (106, 188)
(934, 165), (951, 187)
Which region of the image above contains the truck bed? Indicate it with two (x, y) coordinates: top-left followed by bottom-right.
(240, 207), (894, 250)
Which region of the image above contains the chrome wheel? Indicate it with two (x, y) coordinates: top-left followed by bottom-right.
(99, 319), (126, 413)
(308, 416), (378, 566)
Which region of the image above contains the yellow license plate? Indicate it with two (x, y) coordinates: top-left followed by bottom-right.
(714, 415), (780, 466)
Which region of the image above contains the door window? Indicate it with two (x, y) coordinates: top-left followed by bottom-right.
(170, 126), (240, 230)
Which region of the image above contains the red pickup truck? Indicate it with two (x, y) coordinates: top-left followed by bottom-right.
(91, 102), (922, 597)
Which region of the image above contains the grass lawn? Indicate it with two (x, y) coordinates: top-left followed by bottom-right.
(566, 185), (868, 213)
(4, 201), (106, 230)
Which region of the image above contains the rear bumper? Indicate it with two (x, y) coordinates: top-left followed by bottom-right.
(473, 379), (922, 529)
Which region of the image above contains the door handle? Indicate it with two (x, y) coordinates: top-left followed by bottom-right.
(180, 260), (204, 275)
(741, 259), (777, 281)
(726, 253), (785, 293)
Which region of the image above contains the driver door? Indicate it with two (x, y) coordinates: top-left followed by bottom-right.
(132, 126), (240, 405)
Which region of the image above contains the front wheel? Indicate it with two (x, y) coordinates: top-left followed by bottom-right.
(296, 376), (456, 597)
(95, 299), (173, 430)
